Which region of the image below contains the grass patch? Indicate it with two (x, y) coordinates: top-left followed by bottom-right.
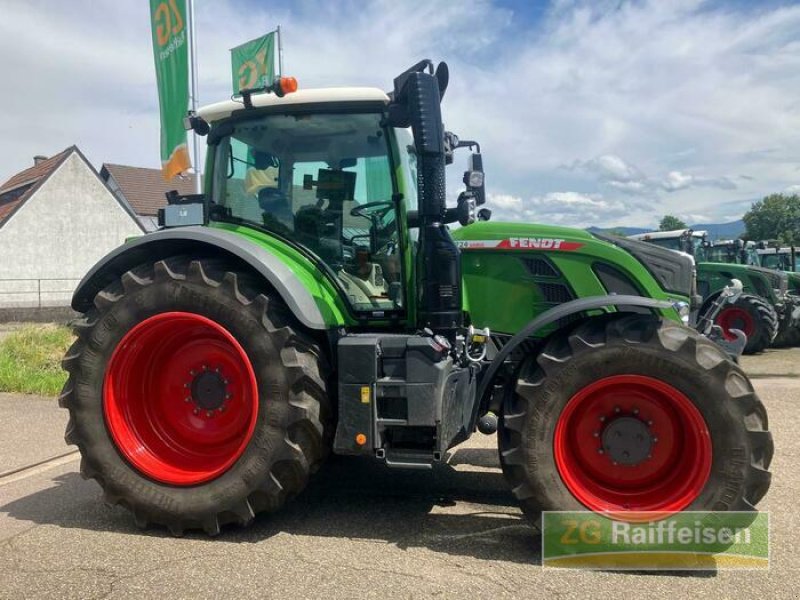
(0, 324), (74, 396)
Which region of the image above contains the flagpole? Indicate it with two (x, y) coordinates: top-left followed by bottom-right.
(187, 0), (202, 194)
(277, 25), (284, 77)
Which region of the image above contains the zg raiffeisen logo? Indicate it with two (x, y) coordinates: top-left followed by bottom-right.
(542, 511), (769, 570)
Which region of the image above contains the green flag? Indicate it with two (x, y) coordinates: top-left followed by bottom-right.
(149, 0), (191, 180)
(231, 32), (276, 94)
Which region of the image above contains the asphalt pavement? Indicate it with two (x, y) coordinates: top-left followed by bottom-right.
(1, 350), (799, 599)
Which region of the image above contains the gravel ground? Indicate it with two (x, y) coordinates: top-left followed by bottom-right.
(0, 350), (797, 599)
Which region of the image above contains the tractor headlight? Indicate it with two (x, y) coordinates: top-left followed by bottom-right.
(467, 171), (484, 188)
(673, 300), (691, 325)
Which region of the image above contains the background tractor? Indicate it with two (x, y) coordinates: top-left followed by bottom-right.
(706, 238), (800, 348)
(60, 61), (772, 535)
(630, 229), (793, 353)
(757, 244), (800, 296)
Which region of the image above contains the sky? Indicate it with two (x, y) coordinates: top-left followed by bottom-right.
(0, 0), (798, 229)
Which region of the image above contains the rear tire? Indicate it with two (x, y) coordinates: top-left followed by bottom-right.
(60, 257), (331, 535)
(712, 294), (778, 354)
(498, 314), (772, 520)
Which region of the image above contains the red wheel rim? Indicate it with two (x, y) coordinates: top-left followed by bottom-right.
(103, 312), (259, 486)
(715, 306), (755, 341)
(553, 375), (711, 515)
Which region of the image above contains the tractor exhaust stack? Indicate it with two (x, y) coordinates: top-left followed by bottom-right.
(389, 61), (463, 333)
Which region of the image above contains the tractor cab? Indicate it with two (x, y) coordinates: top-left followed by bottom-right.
(196, 82), (484, 322)
(207, 101), (408, 313)
(757, 244), (799, 273)
(629, 228), (708, 260)
(705, 240), (760, 266)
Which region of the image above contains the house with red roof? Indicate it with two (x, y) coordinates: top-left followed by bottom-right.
(0, 146), (144, 308)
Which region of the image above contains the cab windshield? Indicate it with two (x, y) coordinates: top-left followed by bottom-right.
(211, 111), (404, 314)
(647, 235), (704, 258)
(705, 246), (737, 263)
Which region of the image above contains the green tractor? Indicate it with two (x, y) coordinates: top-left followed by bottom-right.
(706, 238), (800, 348)
(630, 230), (792, 353)
(60, 61), (771, 535)
(757, 244), (800, 295)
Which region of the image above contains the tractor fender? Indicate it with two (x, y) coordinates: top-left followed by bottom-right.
(71, 226), (328, 330)
(475, 295), (674, 409)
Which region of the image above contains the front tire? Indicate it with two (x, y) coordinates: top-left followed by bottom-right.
(498, 314), (772, 519)
(60, 257), (331, 535)
(712, 293), (778, 354)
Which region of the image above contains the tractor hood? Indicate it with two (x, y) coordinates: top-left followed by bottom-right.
(699, 262), (788, 296)
(452, 222), (694, 300)
(451, 222), (689, 335)
(452, 221), (594, 251)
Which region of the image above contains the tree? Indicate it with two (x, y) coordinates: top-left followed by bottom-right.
(659, 215), (688, 231)
(743, 193), (800, 245)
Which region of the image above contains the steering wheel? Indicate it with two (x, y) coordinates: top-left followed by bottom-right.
(350, 201), (393, 219)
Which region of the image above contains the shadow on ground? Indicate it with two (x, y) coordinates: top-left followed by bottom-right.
(0, 447), (718, 576)
(2, 448), (542, 565)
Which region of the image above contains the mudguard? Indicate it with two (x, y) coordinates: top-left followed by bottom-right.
(71, 226), (328, 330)
(475, 295), (674, 408)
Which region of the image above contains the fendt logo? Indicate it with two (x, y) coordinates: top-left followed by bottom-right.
(502, 238), (575, 250)
(456, 238), (584, 251)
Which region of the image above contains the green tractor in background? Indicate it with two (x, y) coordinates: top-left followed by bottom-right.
(757, 244), (800, 296)
(630, 229), (795, 353)
(60, 61), (771, 535)
(706, 238), (800, 348)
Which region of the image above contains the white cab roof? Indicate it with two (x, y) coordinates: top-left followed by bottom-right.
(198, 87), (391, 123)
(629, 229), (708, 240)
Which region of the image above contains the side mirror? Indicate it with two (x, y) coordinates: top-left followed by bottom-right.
(464, 152), (486, 205)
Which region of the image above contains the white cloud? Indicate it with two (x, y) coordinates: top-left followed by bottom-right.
(583, 155), (643, 182)
(489, 193), (524, 210)
(660, 170), (736, 192)
(489, 190), (638, 228)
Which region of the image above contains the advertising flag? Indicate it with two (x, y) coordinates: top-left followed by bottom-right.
(150, 0), (191, 180)
(231, 32), (276, 94)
